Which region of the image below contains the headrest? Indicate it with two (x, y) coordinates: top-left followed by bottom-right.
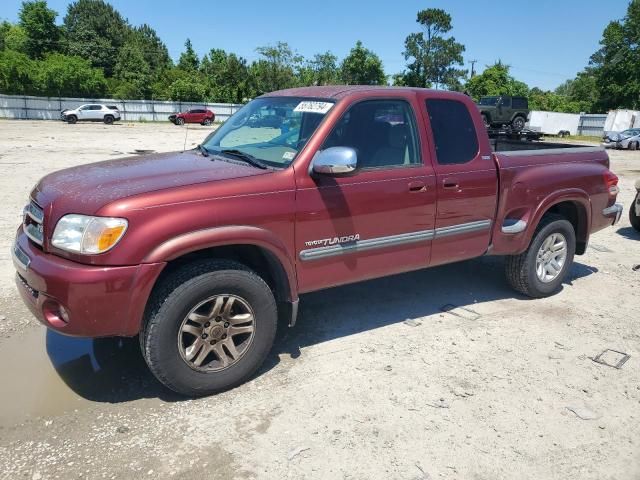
(389, 124), (407, 149)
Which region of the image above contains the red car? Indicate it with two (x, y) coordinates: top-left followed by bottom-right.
(14, 86), (622, 396)
(169, 108), (215, 126)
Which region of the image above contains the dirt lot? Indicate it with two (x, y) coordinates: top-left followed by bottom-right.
(0, 119), (639, 480)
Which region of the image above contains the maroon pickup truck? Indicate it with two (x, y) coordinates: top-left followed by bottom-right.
(13, 86), (623, 396)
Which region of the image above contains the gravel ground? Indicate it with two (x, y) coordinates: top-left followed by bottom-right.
(0, 120), (639, 480)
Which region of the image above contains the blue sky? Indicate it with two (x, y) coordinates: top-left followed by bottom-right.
(0, 0), (631, 90)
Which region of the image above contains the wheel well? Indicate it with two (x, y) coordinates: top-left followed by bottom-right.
(542, 201), (588, 254)
(154, 245), (292, 302)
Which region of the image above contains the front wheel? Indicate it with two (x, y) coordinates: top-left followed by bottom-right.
(141, 260), (278, 396)
(67, 115), (77, 124)
(176, 117), (185, 126)
(505, 214), (576, 298)
(104, 115), (114, 125)
(481, 114), (490, 129)
(629, 141), (639, 151)
(511, 116), (526, 132)
(630, 195), (640, 231)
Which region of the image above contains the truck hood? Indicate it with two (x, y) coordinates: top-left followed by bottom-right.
(31, 150), (270, 214)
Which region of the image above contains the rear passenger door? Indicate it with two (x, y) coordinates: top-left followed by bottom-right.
(422, 96), (498, 266)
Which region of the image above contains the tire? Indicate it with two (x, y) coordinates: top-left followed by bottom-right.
(505, 214), (576, 298)
(104, 115), (114, 125)
(202, 118), (212, 126)
(481, 114), (491, 129)
(511, 116), (526, 132)
(630, 195), (640, 232)
(141, 259), (278, 397)
(629, 141), (639, 151)
(176, 117), (185, 126)
(67, 115), (77, 124)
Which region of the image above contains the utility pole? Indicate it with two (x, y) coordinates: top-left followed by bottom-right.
(469, 60), (478, 79)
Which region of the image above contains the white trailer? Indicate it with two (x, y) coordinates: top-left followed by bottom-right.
(527, 111), (581, 136)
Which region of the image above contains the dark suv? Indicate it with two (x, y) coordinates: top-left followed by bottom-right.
(477, 96), (529, 131)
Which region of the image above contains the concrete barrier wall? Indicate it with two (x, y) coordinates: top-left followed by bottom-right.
(0, 94), (244, 122)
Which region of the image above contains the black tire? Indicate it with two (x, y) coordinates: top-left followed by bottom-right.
(176, 117), (185, 126)
(141, 259), (277, 396)
(481, 114), (491, 129)
(104, 115), (114, 125)
(67, 115), (77, 124)
(202, 118), (212, 126)
(511, 116), (526, 132)
(505, 214), (576, 298)
(630, 196), (640, 232)
(629, 141), (639, 151)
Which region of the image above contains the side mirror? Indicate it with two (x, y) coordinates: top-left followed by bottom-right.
(311, 147), (357, 176)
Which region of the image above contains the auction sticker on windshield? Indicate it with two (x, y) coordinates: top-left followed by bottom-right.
(294, 101), (333, 114)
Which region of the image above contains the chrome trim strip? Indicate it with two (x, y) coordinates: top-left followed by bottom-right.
(299, 229), (434, 261)
(501, 219), (527, 234)
(299, 220), (492, 261)
(433, 220), (492, 239)
(24, 223), (43, 245)
(499, 146), (604, 157)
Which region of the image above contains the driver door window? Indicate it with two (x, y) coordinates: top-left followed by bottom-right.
(322, 100), (420, 169)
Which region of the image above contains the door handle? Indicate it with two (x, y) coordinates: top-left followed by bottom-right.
(442, 178), (460, 189)
(408, 181), (427, 192)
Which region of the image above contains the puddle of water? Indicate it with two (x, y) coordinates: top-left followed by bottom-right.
(0, 327), (168, 428)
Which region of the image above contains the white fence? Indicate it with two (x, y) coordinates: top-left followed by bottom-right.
(0, 94), (244, 122)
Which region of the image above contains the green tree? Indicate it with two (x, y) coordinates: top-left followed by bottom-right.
(1, 23), (28, 53)
(340, 40), (386, 85)
(0, 49), (36, 94)
(464, 62), (529, 99)
(251, 42), (302, 93)
(177, 38), (199, 71)
(36, 52), (107, 96)
(589, 0), (640, 110)
(18, 0), (60, 58)
(200, 48), (250, 103)
(169, 75), (206, 101)
(63, 0), (128, 77)
(307, 51), (340, 86)
(130, 24), (171, 75)
(113, 41), (151, 99)
(399, 8), (466, 89)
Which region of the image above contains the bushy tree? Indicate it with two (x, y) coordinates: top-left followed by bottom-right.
(18, 0), (60, 58)
(340, 41), (386, 85)
(464, 62), (528, 99)
(251, 42), (302, 93)
(1, 23), (28, 53)
(308, 51), (340, 86)
(131, 24), (171, 75)
(36, 53), (107, 96)
(0, 50), (36, 94)
(399, 8), (466, 89)
(200, 48), (250, 103)
(177, 38), (199, 71)
(63, 0), (128, 76)
(169, 75), (207, 101)
(589, 0), (640, 110)
(113, 41), (151, 99)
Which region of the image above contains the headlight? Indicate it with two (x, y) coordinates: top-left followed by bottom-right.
(52, 214), (128, 254)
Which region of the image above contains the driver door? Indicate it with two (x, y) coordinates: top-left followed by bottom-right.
(294, 97), (437, 293)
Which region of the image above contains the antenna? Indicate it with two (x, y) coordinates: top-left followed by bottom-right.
(182, 122), (189, 153)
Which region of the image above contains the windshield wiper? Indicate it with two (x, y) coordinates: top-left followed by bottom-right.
(219, 149), (268, 169)
(195, 144), (210, 157)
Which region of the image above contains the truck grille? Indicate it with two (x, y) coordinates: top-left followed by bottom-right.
(23, 200), (44, 247)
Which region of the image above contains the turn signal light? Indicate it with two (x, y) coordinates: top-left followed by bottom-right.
(603, 171), (619, 196)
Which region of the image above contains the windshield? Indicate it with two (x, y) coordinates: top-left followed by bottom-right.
(202, 97), (335, 169)
(621, 129), (640, 137)
(478, 96), (500, 106)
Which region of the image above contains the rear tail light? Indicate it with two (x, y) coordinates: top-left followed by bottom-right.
(604, 171), (619, 196)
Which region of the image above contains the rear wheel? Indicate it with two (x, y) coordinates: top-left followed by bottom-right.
(202, 118), (212, 126)
(67, 115), (77, 124)
(141, 260), (277, 396)
(104, 115), (114, 125)
(511, 116), (526, 131)
(630, 195), (640, 232)
(176, 117), (185, 126)
(481, 114), (491, 129)
(505, 214), (576, 298)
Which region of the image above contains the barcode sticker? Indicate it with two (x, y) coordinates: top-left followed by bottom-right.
(294, 101), (333, 114)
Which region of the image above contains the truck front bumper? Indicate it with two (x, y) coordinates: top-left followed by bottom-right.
(12, 229), (165, 337)
(602, 203), (623, 225)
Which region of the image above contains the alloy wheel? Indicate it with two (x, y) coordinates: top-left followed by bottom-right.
(535, 232), (568, 283)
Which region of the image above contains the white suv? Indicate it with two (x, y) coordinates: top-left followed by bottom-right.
(60, 104), (121, 124)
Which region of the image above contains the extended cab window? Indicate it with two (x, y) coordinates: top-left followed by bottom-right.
(426, 99), (479, 165)
(322, 100), (420, 168)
